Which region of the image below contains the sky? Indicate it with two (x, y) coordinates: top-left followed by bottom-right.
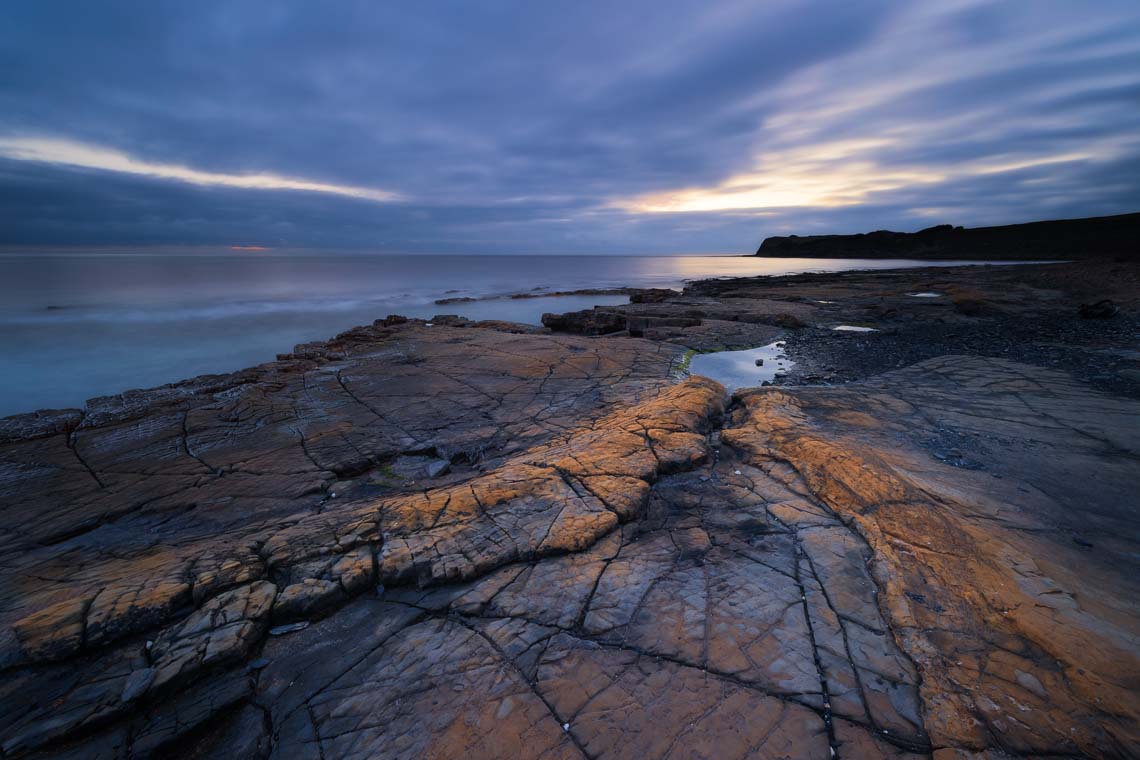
(2, 0), (1139, 254)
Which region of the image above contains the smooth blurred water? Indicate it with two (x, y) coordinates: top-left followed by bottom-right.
(0, 252), (1000, 416)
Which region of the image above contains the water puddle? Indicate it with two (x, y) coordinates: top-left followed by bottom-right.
(686, 342), (794, 392)
(908, 292), (943, 298)
(832, 325), (878, 332)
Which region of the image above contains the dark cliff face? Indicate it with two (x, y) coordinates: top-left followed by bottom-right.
(755, 211), (1140, 259)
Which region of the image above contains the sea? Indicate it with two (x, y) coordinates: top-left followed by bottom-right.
(0, 252), (1000, 417)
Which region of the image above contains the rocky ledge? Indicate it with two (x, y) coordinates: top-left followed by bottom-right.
(1, 259), (1138, 759)
(754, 211), (1140, 260)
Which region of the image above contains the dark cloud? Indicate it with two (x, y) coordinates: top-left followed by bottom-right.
(1, 0), (1138, 252)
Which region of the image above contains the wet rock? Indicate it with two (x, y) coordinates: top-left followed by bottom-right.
(628, 287), (680, 303)
(1079, 299), (1119, 319)
(430, 314), (473, 326)
(541, 308), (627, 335)
(376, 314), (408, 326)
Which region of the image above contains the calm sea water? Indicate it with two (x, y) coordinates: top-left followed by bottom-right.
(0, 253), (996, 416)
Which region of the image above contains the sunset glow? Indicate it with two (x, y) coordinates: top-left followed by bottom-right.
(614, 142), (1115, 214)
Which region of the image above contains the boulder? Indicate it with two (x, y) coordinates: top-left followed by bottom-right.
(541, 308), (627, 335)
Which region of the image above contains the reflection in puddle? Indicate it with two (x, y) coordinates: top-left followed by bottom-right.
(687, 342), (794, 392)
(908, 292), (942, 298)
(833, 325), (878, 332)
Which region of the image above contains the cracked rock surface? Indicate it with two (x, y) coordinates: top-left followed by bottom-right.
(1, 261), (1139, 759)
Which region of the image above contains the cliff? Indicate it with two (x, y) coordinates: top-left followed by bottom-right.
(755, 211), (1140, 259)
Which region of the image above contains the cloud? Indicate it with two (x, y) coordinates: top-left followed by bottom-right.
(611, 2), (1140, 216)
(613, 139), (946, 212)
(613, 141), (1124, 215)
(0, 137), (400, 203)
(0, 0), (1138, 252)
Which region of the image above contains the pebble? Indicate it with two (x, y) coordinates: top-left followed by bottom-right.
(269, 622), (311, 636)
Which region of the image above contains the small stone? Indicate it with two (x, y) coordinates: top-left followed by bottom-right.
(562, 723), (570, 732)
(754, 358), (764, 366)
(269, 622), (311, 636)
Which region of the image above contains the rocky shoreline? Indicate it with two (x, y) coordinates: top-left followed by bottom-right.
(753, 211), (1140, 260)
(1, 259), (1138, 758)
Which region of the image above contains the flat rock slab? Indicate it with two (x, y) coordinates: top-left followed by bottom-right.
(1, 266), (1139, 758)
(725, 355), (1140, 755)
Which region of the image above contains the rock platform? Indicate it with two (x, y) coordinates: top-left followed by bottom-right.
(1, 261), (1138, 758)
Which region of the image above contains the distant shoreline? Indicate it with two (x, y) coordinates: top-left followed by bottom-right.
(0, 257), (1072, 423)
(753, 210), (1139, 260)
